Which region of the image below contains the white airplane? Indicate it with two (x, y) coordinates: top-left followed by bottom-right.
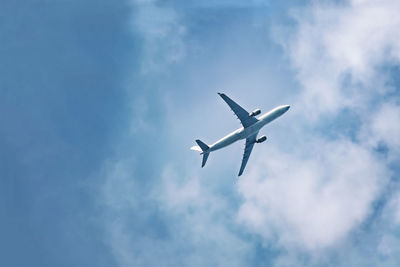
(191, 93), (290, 176)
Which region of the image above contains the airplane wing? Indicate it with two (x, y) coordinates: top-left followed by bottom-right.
(238, 132), (258, 176)
(218, 93), (258, 128)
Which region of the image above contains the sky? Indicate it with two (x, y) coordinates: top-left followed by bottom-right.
(1, 0), (400, 266)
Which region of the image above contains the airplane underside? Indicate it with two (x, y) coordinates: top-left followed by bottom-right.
(191, 93), (289, 176)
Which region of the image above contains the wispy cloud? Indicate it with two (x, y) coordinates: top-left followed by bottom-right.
(131, 0), (185, 73)
(100, 159), (252, 266)
(363, 103), (400, 149)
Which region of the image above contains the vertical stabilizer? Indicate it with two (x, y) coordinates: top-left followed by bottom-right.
(202, 153), (209, 168)
(193, 139), (210, 168)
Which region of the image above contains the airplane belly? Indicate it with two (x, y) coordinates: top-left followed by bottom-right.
(242, 124), (260, 139)
(259, 110), (284, 127)
(210, 132), (241, 151)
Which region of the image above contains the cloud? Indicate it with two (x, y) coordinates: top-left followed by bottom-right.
(364, 103), (400, 148)
(237, 140), (389, 250)
(282, 0), (400, 115)
(98, 0), (400, 266)
(390, 193), (400, 224)
(237, 0), (400, 263)
(99, 159), (140, 267)
(100, 159), (252, 267)
(131, 0), (185, 73)
(151, 166), (252, 267)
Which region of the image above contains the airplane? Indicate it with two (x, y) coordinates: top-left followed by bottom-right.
(191, 93), (290, 176)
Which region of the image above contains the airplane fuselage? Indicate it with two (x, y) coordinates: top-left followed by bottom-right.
(207, 105), (290, 152)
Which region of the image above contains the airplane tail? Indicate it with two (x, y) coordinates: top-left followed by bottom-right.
(201, 153), (209, 168)
(190, 139), (210, 167)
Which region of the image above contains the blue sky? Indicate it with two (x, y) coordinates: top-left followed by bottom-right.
(1, 0), (400, 266)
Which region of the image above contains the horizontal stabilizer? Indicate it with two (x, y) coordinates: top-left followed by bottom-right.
(190, 145), (202, 152)
(195, 139), (209, 152)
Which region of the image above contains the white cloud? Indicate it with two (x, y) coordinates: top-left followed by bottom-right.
(151, 165), (252, 267)
(131, 0), (186, 73)
(366, 103), (400, 148)
(237, 0), (400, 259)
(100, 159), (252, 267)
(285, 0), (400, 115)
(100, 159), (139, 267)
(237, 140), (388, 250)
(101, 159), (138, 213)
(100, 0), (400, 266)
(385, 192), (400, 224)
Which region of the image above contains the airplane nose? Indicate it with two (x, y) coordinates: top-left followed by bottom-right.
(284, 105), (290, 111)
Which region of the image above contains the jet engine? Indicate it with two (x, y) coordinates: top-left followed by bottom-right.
(256, 135), (267, 143)
(249, 109), (261, 117)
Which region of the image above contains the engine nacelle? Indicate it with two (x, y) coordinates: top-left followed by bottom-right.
(249, 109), (261, 117)
(256, 135), (267, 143)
